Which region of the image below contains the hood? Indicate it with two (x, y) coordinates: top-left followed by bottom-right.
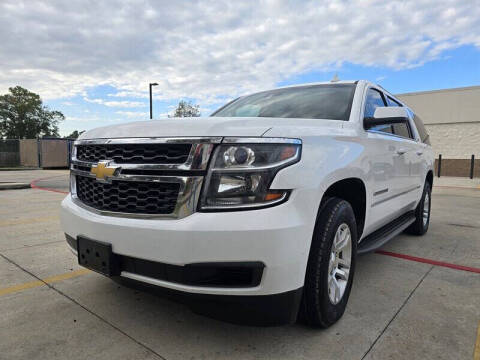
(78, 116), (347, 140)
(79, 117), (275, 139)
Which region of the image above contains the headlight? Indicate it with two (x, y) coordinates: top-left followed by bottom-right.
(199, 139), (301, 210)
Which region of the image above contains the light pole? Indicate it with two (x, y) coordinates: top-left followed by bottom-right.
(149, 82), (158, 119)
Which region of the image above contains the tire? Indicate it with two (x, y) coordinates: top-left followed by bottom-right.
(300, 197), (357, 328)
(405, 181), (431, 236)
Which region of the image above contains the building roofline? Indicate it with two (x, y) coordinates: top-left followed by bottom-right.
(396, 85), (480, 97)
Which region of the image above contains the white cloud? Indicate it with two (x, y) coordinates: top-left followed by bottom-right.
(115, 111), (148, 118)
(0, 0), (479, 102)
(84, 97), (146, 108)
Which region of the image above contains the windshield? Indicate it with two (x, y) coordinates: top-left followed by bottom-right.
(211, 84), (356, 120)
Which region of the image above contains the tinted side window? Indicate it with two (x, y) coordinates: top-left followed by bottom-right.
(365, 89), (392, 134)
(372, 124), (393, 134)
(411, 112), (430, 145)
(364, 88), (386, 118)
(392, 123), (412, 139)
(386, 96), (402, 107)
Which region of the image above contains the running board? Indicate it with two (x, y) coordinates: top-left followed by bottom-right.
(358, 211), (416, 254)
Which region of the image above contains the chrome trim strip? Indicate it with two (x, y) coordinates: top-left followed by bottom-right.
(222, 137), (302, 144)
(75, 137), (223, 145)
(371, 185), (421, 207)
(72, 142), (215, 171)
(373, 188), (388, 196)
(366, 130), (417, 143)
(71, 174), (203, 219)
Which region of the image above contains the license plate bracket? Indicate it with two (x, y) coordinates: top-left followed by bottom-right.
(77, 237), (119, 276)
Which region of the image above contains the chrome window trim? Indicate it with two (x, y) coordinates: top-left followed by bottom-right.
(366, 129), (417, 143)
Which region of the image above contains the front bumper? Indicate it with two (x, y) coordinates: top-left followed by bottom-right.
(60, 191), (314, 297)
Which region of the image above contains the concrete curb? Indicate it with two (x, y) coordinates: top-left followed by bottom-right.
(0, 182), (31, 190)
(0, 167), (39, 171)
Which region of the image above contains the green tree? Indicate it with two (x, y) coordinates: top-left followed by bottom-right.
(64, 130), (85, 139)
(170, 100), (201, 117)
(0, 86), (64, 139)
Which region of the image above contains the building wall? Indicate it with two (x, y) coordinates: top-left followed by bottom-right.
(396, 86), (480, 126)
(396, 86), (480, 177)
(425, 122), (480, 159)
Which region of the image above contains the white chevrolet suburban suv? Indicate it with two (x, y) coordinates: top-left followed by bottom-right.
(61, 80), (434, 327)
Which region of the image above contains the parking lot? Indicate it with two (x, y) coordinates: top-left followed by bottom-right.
(1, 169), (479, 360)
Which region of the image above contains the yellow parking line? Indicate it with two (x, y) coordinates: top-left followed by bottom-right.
(475, 321), (480, 360)
(0, 268), (90, 297)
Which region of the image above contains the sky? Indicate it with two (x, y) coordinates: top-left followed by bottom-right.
(1, 0), (480, 136)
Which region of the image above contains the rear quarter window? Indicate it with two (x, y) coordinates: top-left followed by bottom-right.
(409, 110), (430, 145)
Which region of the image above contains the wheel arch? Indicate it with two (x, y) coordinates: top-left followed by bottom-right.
(426, 170), (433, 187)
(320, 177), (367, 239)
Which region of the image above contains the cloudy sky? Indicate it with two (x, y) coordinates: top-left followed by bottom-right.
(1, 0), (480, 136)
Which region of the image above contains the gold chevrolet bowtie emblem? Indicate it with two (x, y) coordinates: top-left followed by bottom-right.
(90, 161), (118, 181)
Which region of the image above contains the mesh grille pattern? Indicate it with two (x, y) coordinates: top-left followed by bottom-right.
(76, 176), (180, 214)
(76, 144), (191, 164)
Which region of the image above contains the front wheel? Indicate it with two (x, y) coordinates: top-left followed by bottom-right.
(405, 181), (431, 236)
(301, 198), (357, 328)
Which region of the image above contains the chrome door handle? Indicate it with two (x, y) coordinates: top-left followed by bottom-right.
(396, 148), (407, 155)
(416, 150), (423, 156)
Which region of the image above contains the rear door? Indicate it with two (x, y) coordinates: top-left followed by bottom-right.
(407, 108), (431, 202)
(385, 95), (421, 204)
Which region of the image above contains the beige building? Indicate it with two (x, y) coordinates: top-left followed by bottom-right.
(397, 86), (480, 159)
(397, 86), (480, 177)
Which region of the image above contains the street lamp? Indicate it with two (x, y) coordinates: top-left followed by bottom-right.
(149, 82), (158, 119)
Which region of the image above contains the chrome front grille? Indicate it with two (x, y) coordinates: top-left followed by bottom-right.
(70, 137), (222, 219)
(76, 143), (191, 164)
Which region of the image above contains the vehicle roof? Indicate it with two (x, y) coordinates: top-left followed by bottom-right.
(275, 80), (360, 90)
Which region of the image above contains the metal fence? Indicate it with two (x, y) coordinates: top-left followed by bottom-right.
(0, 138), (73, 168)
(0, 139), (20, 167)
(435, 155), (479, 179)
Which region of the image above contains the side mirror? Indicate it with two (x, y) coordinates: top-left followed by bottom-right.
(364, 107), (409, 129)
